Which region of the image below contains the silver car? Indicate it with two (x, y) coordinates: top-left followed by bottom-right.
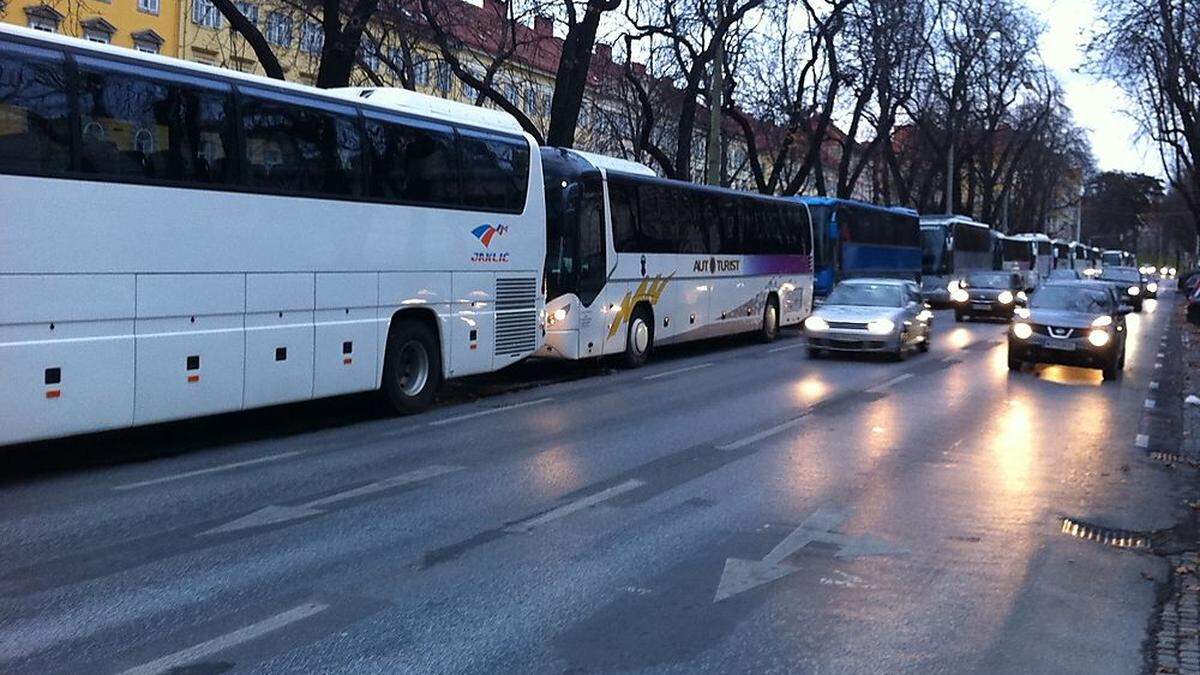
(805, 279), (933, 360)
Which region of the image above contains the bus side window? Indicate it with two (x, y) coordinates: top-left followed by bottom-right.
(364, 116), (458, 206)
(609, 181), (640, 252)
(576, 180), (606, 306)
(240, 91), (361, 197)
(458, 130), (529, 213)
(0, 43), (70, 175)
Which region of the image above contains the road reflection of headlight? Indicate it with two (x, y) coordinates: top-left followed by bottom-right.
(806, 316), (829, 332)
(998, 290), (1014, 304)
(1088, 329), (1110, 347)
(1013, 323), (1033, 340)
(867, 319), (895, 335)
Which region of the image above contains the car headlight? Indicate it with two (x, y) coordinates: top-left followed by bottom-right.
(547, 306), (569, 326)
(806, 316), (829, 332)
(947, 279), (961, 292)
(867, 319), (895, 335)
(1092, 315), (1113, 327)
(1128, 286), (1141, 296)
(1161, 266), (1169, 275)
(1088, 329), (1110, 347)
(950, 288), (970, 303)
(1014, 307), (1030, 319)
(998, 290), (1014, 304)
(1170, 267), (1177, 276)
(1147, 282), (1158, 293)
(917, 309), (933, 322)
(1017, 290), (1027, 302)
(1012, 322), (1033, 340)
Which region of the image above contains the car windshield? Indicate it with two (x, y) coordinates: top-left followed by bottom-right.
(1100, 268), (1140, 282)
(965, 272), (1011, 288)
(1029, 286), (1112, 313)
(826, 283), (903, 307)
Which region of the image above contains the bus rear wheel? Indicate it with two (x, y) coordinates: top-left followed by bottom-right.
(759, 298), (780, 343)
(622, 306), (654, 368)
(383, 318), (442, 413)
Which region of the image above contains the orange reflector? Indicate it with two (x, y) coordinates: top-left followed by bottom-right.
(187, 374), (200, 383)
(343, 357), (352, 365)
(470, 344), (477, 351)
(45, 389), (61, 399)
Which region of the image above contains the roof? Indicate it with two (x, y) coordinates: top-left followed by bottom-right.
(840, 277), (914, 286)
(796, 196), (918, 216)
(564, 149), (655, 177)
(919, 215), (990, 228)
(1008, 233), (1052, 242)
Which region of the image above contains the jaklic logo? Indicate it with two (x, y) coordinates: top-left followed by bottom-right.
(471, 224), (511, 263)
(471, 224), (509, 248)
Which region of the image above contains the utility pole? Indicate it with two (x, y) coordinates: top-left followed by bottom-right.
(944, 142), (954, 215)
(705, 15), (724, 186)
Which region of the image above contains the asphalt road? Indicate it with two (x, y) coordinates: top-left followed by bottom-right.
(0, 292), (1188, 674)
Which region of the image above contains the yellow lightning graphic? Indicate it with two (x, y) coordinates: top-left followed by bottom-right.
(608, 274), (673, 339)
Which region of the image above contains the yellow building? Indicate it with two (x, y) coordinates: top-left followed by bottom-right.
(2, 0), (180, 56)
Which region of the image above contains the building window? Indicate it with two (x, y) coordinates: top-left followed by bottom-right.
(522, 87), (536, 114)
(28, 18), (56, 32)
(81, 18), (116, 44)
(435, 60), (452, 93)
(300, 21), (322, 54)
(192, 0), (221, 28)
(23, 5), (64, 33)
(138, 0), (160, 15)
(359, 44), (381, 72)
(132, 30), (165, 54)
(235, 1), (258, 25)
(413, 59), (430, 87)
(266, 13), (293, 48)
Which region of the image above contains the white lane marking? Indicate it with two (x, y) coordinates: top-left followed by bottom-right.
(1150, 381), (1160, 390)
(201, 465), (463, 536)
(428, 397), (552, 427)
(768, 342), (806, 353)
(1155, 362), (1163, 369)
(505, 479), (645, 533)
(1158, 352), (1165, 358)
(119, 602), (328, 675)
(114, 451), (302, 491)
(1145, 399), (1157, 409)
(642, 362), (714, 381)
(1136, 434), (1150, 448)
(866, 373), (914, 393)
(718, 416), (807, 451)
(941, 356), (957, 363)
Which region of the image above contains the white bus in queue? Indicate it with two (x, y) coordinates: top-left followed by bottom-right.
(1000, 233), (1053, 289)
(0, 25), (544, 445)
(536, 149), (814, 365)
(918, 214), (993, 305)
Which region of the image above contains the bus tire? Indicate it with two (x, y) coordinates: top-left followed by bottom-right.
(758, 297), (780, 343)
(621, 305), (654, 368)
(382, 318), (442, 413)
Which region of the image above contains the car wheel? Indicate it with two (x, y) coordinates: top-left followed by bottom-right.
(919, 333), (931, 352)
(1102, 354), (1121, 381)
(758, 298), (780, 343)
(808, 346), (822, 359)
(1007, 350), (1022, 372)
(382, 318), (442, 413)
(621, 306), (654, 368)
(955, 311), (964, 322)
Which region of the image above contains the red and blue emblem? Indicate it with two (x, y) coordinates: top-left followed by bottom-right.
(471, 224), (508, 248)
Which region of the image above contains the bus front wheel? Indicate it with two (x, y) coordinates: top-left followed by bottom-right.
(758, 298), (780, 343)
(622, 306), (654, 368)
(383, 318), (442, 413)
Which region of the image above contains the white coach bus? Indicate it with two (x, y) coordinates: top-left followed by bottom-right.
(537, 148), (814, 366)
(0, 25), (544, 445)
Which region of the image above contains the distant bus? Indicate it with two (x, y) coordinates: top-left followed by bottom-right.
(537, 148), (814, 365)
(1051, 239), (1073, 270)
(919, 215), (994, 304)
(797, 197), (921, 296)
(1102, 250), (1135, 267)
(1001, 233), (1053, 288)
(0, 25), (545, 445)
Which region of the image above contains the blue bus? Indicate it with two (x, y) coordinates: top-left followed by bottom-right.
(798, 197), (922, 296)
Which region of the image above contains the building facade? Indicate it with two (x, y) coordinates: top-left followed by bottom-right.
(3, 0), (180, 55)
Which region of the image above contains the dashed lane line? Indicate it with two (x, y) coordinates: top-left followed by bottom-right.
(866, 373), (913, 394)
(1146, 399), (1157, 410)
(113, 451), (303, 491)
(1136, 434), (1150, 449)
(768, 342), (807, 353)
(504, 479), (646, 533)
(427, 397), (553, 427)
(642, 362), (714, 381)
(118, 602), (328, 675)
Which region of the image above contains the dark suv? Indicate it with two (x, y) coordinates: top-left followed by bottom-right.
(1096, 266), (1145, 311)
(952, 271), (1026, 322)
(1007, 281), (1128, 381)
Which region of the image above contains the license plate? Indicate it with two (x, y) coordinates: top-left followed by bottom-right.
(1042, 340), (1076, 351)
(971, 303), (990, 311)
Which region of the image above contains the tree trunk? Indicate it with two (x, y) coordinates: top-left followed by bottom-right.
(546, 0), (620, 148)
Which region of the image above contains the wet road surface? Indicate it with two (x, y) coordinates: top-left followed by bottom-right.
(0, 294), (1187, 673)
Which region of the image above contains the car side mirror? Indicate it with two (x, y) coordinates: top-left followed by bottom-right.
(923, 302), (932, 309)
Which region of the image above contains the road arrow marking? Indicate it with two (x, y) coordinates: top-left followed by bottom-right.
(200, 465), (463, 536)
(505, 479), (645, 534)
(714, 506), (906, 602)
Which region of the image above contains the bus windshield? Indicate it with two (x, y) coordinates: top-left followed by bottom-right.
(921, 228), (947, 274)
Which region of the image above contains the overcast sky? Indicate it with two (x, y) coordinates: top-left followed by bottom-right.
(1022, 0), (1161, 177)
